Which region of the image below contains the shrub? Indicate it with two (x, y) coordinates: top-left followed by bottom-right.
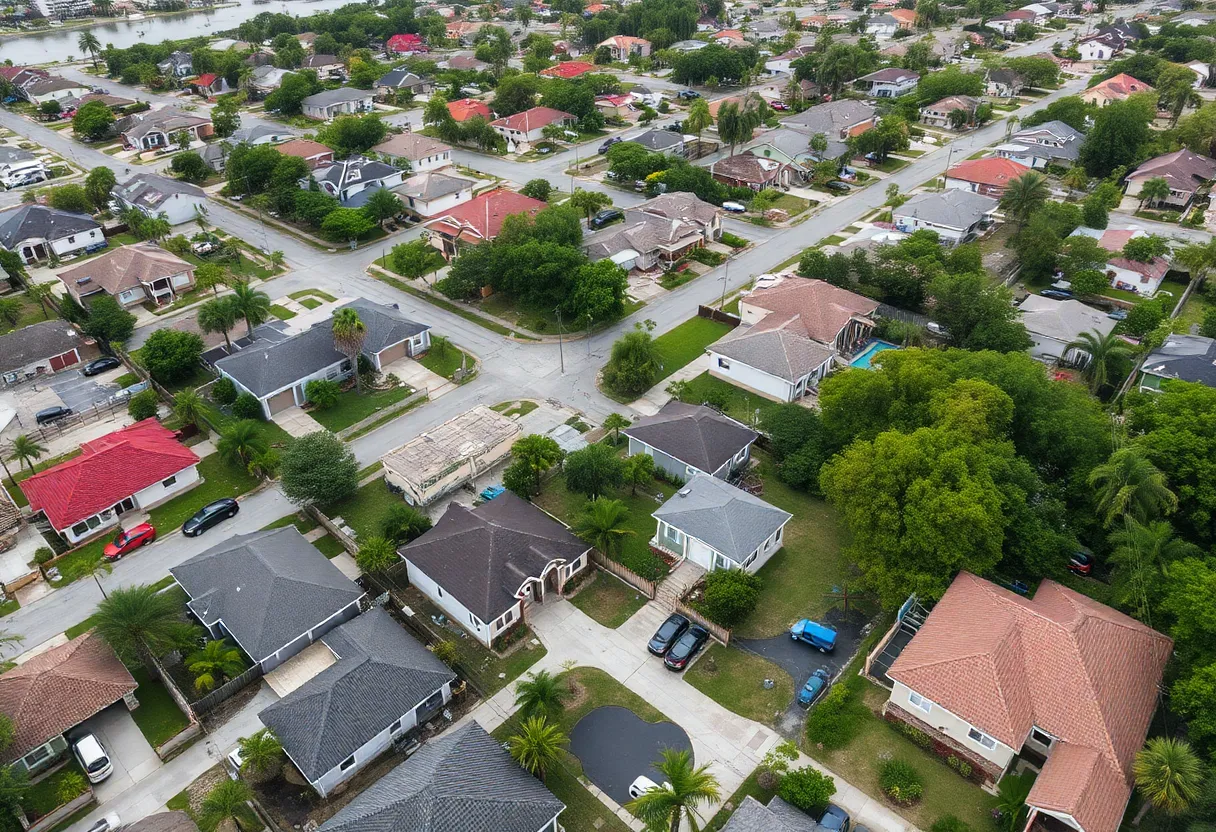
(232, 392), (263, 421)
(211, 377), (237, 405)
(128, 389), (159, 421)
(697, 569), (761, 627)
(932, 816), (974, 832)
(55, 770), (88, 806)
(879, 759), (924, 805)
(305, 379), (341, 410)
(895, 720), (934, 749)
(432, 641), (458, 666)
(34, 547), (54, 565)
(139, 328), (204, 384)
(720, 232), (748, 248)
(778, 766), (836, 815)
(520, 178), (553, 201)
(380, 502), (432, 544)
(946, 756), (974, 778)
(806, 676), (867, 749)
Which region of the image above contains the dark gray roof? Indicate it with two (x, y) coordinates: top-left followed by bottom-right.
(894, 189), (999, 230)
(216, 322), (346, 397)
(780, 99), (877, 137)
(124, 813), (199, 832)
(653, 475), (791, 562)
(318, 722), (564, 832)
(1142, 334), (1216, 388)
(0, 204), (100, 249)
(113, 173), (205, 210)
(0, 146), (36, 165)
(710, 323), (835, 382)
(624, 401), (758, 474)
(378, 69), (428, 89)
(303, 88), (374, 108)
(230, 125), (289, 143)
(401, 492), (588, 621)
(259, 609), (455, 782)
(170, 528), (364, 661)
(0, 321), (88, 375)
(721, 797), (819, 832)
(313, 156), (401, 193)
(340, 298), (430, 353)
(629, 129), (685, 151)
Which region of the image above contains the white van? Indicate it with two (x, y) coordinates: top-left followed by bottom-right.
(72, 733), (114, 784)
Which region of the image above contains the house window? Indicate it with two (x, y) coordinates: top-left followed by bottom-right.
(23, 744), (52, 768)
(908, 692), (933, 714)
(502, 608), (514, 627)
(162, 475), (177, 488)
(340, 755), (357, 771)
(390, 719), (402, 734)
(67, 236), (76, 244)
(717, 357), (731, 369)
(968, 727), (997, 750)
(1030, 728), (1053, 747)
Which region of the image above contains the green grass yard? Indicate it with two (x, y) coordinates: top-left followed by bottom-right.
(672, 372), (782, 428)
(268, 304), (295, 320)
(320, 478), (400, 542)
(147, 453), (261, 533)
(22, 760), (89, 821)
(261, 512), (320, 534)
(0, 293), (53, 336)
(490, 400), (539, 419)
(684, 644), (793, 725)
(288, 289), (337, 303)
(651, 317), (733, 387)
(706, 770), (776, 831)
(129, 666), (191, 747)
(313, 534), (346, 558)
(199, 403), (294, 449)
(309, 385), (412, 433)
(418, 344), (475, 381)
(299, 298), (321, 310)
(568, 571), (649, 628)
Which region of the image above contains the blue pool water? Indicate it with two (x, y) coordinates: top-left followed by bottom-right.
(849, 340), (900, 370)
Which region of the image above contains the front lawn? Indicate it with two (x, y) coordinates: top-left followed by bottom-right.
(268, 304), (295, 320)
(22, 760), (90, 821)
(684, 643), (793, 725)
(309, 385), (412, 433)
(671, 373), (783, 428)
(313, 534), (346, 558)
(651, 317), (733, 387)
(261, 512), (319, 534)
(419, 344), (475, 381)
(320, 477), (401, 542)
(147, 453), (261, 533)
(130, 666), (191, 747)
(872, 157), (910, 173)
(568, 571), (649, 628)
(199, 403), (294, 448)
(769, 194), (813, 216)
(288, 289), (337, 303)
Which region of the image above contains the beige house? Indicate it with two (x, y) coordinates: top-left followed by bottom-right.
(57, 243), (195, 309)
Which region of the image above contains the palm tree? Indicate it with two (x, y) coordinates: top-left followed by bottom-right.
(1088, 446), (1177, 528)
(198, 296), (239, 351)
(602, 412), (630, 446)
(9, 435), (47, 472)
(1108, 518), (1198, 621)
(94, 584), (197, 667)
(514, 670), (567, 720)
(79, 556), (113, 599)
(1062, 166), (1090, 193)
(1065, 329), (1133, 395)
(999, 171), (1050, 228)
(200, 779), (253, 832)
(237, 729), (283, 783)
(331, 307), (367, 393)
(1134, 738), (1204, 816)
(994, 772), (1036, 832)
(572, 498), (635, 558)
(508, 716), (567, 781)
(627, 749), (721, 832)
(1138, 177), (1171, 210)
(218, 421), (268, 466)
(173, 388), (205, 428)
(78, 32), (102, 69)
(186, 639), (245, 692)
(229, 281), (271, 339)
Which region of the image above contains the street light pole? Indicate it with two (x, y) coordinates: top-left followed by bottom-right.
(555, 306), (564, 373)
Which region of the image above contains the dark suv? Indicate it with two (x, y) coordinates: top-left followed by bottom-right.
(35, 406), (73, 425)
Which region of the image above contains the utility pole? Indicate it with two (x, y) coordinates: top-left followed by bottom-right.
(942, 146), (955, 191)
(719, 257), (731, 309)
(555, 306), (564, 373)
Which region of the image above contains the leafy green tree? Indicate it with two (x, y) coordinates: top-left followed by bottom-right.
(684, 97), (712, 142)
(237, 729), (283, 783)
(322, 207), (377, 245)
(1088, 446), (1177, 528)
(48, 184), (93, 214)
(503, 434), (565, 498)
(602, 324), (661, 398)
(514, 669), (568, 720)
(380, 503), (432, 545)
(778, 766), (836, 815)
(194, 263), (229, 297)
(140, 328), (203, 384)
(304, 379), (340, 409)
(572, 497), (634, 556)
(493, 73), (542, 116)
(84, 166), (117, 211)
(331, 307), (367, 393)
(565, 260), (628, 323)
(564, 443), (625, 498)
(1134, 738), (1204, 816)
(927, 271), (1031, 353)
(356, 536), (398, 574)
(265, 70), (320, 115)
(520, 179), (553, 201)
(94, 583), (198, 667)
(622, 453), (655, 496)
(83, 295), (137, 344)
(995, 772), (1036, 832)
(1080, 95), (1155, 178)
(568, 189), (612, 227)
(128, 389), (159, 421)
(231, 393), (262, 421)
(1065, 329), (1134, 396)
(280, 431), (359, 506)
(1137, 176), (1172, 210)
(1109, 517), (1199, 623)
(602, 413), (630, 445)
(628, 749), (721, 832)
(198, 296), (240, 351)
(173, 389), (205, 429)
(170, 151), (210, 184)
(508, 716), (567, 781)
(999, 171), (1049, 228)
(187, 639), (245, 692)
(700, 569), (762, 626)
(316, 114), (388, 156)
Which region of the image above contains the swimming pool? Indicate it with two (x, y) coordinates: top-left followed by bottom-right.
(849, 340), (900, 370)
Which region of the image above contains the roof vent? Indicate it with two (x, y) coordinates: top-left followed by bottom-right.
(677, 487), (691, 497)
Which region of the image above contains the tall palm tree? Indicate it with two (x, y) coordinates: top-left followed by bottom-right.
(229, 281), (271, 339)
(1065, 329), (1133, 395)
(9, 435), (47, 472)
(1138, 177), (1171, 210)
(237, 729), (283, 783)
(508, 716), (567, 781)
(1088, 446), (1177, 528)
(93, 584), (197, 667)
(1134, 738), (1204, 816)
(198, 296), (239, 351)
(331, 307), (367, 393)
(999, 171), (1050, 228)
(602, 412), (630, 446)
(218, 421), (268, 466)
(627, 749), (721, 832)
(514, 670), (568, 720)
(173, 388), (205, 428)
(186, 639), (245, 692)
(200, 779), (253, 832)
(78, 32), (102, 69)
(1108, 518), (1198, 622)
(572, 498), (635, 558)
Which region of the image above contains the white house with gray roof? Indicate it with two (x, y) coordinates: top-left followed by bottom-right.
(111, 174), (207, 226)
(624, 401), (759, 482)
(258, 608), (455, 797)
(302, 88), (375, 121)
(0, 204), (103, 264)
(893, 189), (999, 244)
(1018, 294), (1116, 365)
(652, 474), (791, 573)
(309, 156), (406, 207)
(707, 321), (836, 402)
(394, 171), (474, 217)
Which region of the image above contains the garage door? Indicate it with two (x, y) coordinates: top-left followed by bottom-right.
(378, 340), (408, 365)
(48, 350), (79, 371)
(267, 389), (295, 415)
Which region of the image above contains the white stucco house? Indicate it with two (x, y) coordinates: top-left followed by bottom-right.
(1019, 294), (1117, 364)
(111, 174), (208, 226)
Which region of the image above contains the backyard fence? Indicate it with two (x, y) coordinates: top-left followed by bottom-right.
(697, 305), (741, 327)
(674, 601), (731, 646)
(589, 551), (656, 599)
(192, 663), (264, 716)
(304, 505), (360, 555)
(20, 397), (127, 444)
(335, 387), (428, 441)
(144, 653), (205, 758)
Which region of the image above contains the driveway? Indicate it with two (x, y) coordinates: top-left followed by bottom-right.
(568, 705), (693, 805)
(77, 702), (161, 804)
(48, 367), (126, 412)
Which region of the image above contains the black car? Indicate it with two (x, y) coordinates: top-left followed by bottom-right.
(663, 625), (709, 671)
(35, 406), (73, 425)
(677, 89), (701, 100)
(182, 498), (239, 537)
(599, 136), (622, 154)
(1040, 288), (1073, 300)
(82, 357), (121, 377)
(664, 121), (684, 132)
(647, 613), (690, 656)
(590, 208), (624, 229)
(819, 804), (851, 832)
(824, 180), (851, 193)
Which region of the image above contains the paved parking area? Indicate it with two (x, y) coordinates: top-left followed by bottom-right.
(568, 705), (693, 805)
(49, 367), (126, 412)
(78, 702), (161, 803)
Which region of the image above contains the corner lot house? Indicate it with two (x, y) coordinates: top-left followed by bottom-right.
(371, 133), (452, 172)
(117, 107), (214, 151)
(721, 796), (823, 831)
(382, 405), (520, 506)
(780, 99), (878, 140)
(1019, 294), (1117, 364)
(0, 632), (137, 776)
(893, 189), (998, 244)
(1124, 148), (1216, 211)
(425, 188), (547, 258)
(0, 146), (48, 189)
(311, 156), (407, 207)
(1139, 333), (1216, 391)
(886, 573), (1170, 832)
(996, 120), (1083, 169)
(21, 419), (200, 545)
(652, 474), (791, 573)
(625, 401), (758, 480)
(318, 722), (565, 832)
(171, 527), (365, 672)
(0, 204), (103, 264)
(710, 154), (796, 191)
(111, 174), (207, 226)
(490, 106), (576, 147)
(598, 34), (652, 59)
(583, 192), (722, 270)
(401, 491), (591, 647)
(301, 88), (374, 121)
(58, 243), (195, 309)
(919, 95), (980, 128)
(276, 139), (334, 170)
(0, 321), (97, 384)
(258, 608), (454, 797)
(394, 170), (475, 218)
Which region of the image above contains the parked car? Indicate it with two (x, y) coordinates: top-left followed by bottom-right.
(71, 732), (113, 784)
(677, 89), (701, 100)
(647, 613), (690, 656)
(103, 522), (156, 560)
(790, 618), (837, 652)
(926, 322), (950, 337)
(628, 776), (669, 799)
(798, 668), (832, 706)
(599, 136), (622, 154)
(1069, 550), (1094, 576)
(35, 405), (73, 426)
(82, 356), (121, 376)
(1040, 288), (1073, 300)
(819, 804), (851, 832)
(770, 101), (790, 111)
(663, 625), (709, 671)
(664, 121), (684, 132)
(590, 208), (624, 229)
(85, 815), (122, 832)
(823, 180), (851, 193)
(1108, 308), (1128, 321)
(182, 497), (239, 537)
(225, 745), (245, 779)
(721, 201), (746, 213)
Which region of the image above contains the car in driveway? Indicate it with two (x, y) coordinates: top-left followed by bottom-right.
(823, 180), (851, 193)
(71, 732), (113, 783)
(103, 522), (156, 560)
(1069, 550), (1094, 576)
(182, 498), (239, 537)
(819, 803), (851, 832)
(663, 624), (709, 671)
(590, 208), (624, 229)
(85, 814), (122, 832)
(225, 745), (245, 779)
(790, 618), (837, 652)
(35, 405), (73, 425)
(82, 357), (121, 377)
(1108, 308), (1128, 320)
(1040, 288), (1073, 300)
(798, 668), (832, 706)
(647, 613), (690, 656)
(628, 775), (669, 799)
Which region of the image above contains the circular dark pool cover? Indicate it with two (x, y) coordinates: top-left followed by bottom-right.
(568, 705), (694, 805)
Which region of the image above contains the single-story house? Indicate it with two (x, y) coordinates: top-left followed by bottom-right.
(652, 474), (791, 573)
(229, 125), (291, 145)
(595, 94), (634, 119)
(1106, 254), (1170, 297)
(111, 174), (207, 226)
(1019, 294), (1117, 364)
(1124, 148), (1216, 211)
(1077, 35), (1120, 61)
(386, 33), (427, 54)
(919, 95), (980, 128)
(371, 133), (452, 172)
(258, 608), (455, 797)
(1080, 73), (1154, 107)
(720, 796), (820, 832)
(21, 419), (201, 545)
(383, 405), (519, 506)
(490, 106), (576, 147)
(276, 138), (334, 169)
(707, 318), (836, 402)
(447, 97), (493, 122)
(21, 75), (91, 106)
(986, 68), (1023, 97)
(125, 814), (198, 832)
(856, 67), (920, 98)
(746, 127), (845, 176)
(400, 491), (591, 647)
(317, 723), (565, 832)
(0, 146), (49, 189)
(301, 88), (374, 121)
(867, 13), (900, 36)
(625, 401), (759, 481)
(780, 99), (878, 140)
(171, 527), (365, 672)
(156, 51), (193, 77)
(1139, 333), (1216, 391)
(116, 107), (214, 151)
(374, 68), (431, 99)
(540, 61), (597, 79)
(301, 54), (346, 76)
(627, 128), (687, 155)
(0, 320), (97, 384)
(394, 170), (475, 217)
(192, 73), (226, 97)
(248, 65), (291, 94)
(893, 189), (999, 244)
(995, 120), (1083, 169)
(58, 242), (195, 309)
(311, 156), (407, 207)
(885, 573), (1170, 832)
(740, 273), (880, 355)
(989, 8), (1036, 33)
(0, 203), (104, 264)
(598, 34), (651, 60)
(424, 188), (547, 259)
(710, 153), (796, 191)
(583, 191), (722, 270)
(0, 632), (137, 777)
(441, 54), (490, 72)
(945, 157), (1032, 197)
(764, 45), (815, 75)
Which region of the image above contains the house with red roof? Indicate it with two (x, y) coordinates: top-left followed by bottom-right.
(447, 97), (493, 122)
(490, 106), (576, 146)
(945, 157), (1032, 196)
(540, 61), (597, 79)
(598, 35), (652, 60)
(889, 8), (917, 27)
(424, 188), (548, 258)
(20, 419), (200, 545)
(1069, 225), (1171, 296)
(192, 73), (225, 97)
(882, 572), (1171, 832)
(386, 33), (428, 54)
(1080, 73), (1154, 107)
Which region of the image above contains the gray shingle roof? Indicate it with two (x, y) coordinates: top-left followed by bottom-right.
(0, 204), (100, 249)
(216, 322), (346, 398)
(318, 722), (564, 832)
(0, 321), (88, 376)
(395, 172), (473, 201)
(780, 100), (877, 136)
(711, 323), (835, 382)
(624, 401), (758, 474)
(170, 528), (364, 662)
(258, 608), (455, 782)
(401, 492), (588, 622)
(628, 129), (685, 151)
(303, 88), (374, 108)
(1141, 334), (1216, 388)
(721, 797), (820, 832)
(230, 125), (288, 143)
(0, 146), (36, 165)
(113, 173), (205, 210)
(894, 189), (998, 231)
(654, 474), (791, 562)
(340, 298), (430, 352)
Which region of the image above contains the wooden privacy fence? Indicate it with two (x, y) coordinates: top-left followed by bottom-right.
(193, 663), (264, 715)
(675, 601), (731, 646)
(590, 551), (656, 599)
(697, 305), (742, 327)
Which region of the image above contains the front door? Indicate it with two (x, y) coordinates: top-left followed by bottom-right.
(113, 496), (135, 516)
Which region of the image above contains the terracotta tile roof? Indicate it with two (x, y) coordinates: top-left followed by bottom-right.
(888, 572), (1172, 832)
(1096, 229), (1135, 252)
(890, 8), (917, 23)
(276, 139), (334, 168)
(20, 419), (199, 531)
(490, 106), (574, 132)
(0, 632), (137, 762)
(195, 73), (218, 87)
(599, 35), (651, 47)
(1108, 256), (1169, 280)
(1087, 72), (1154, 100)
(447, 97), (493, 122)
(743, 275), (879, 346)
(540, 61), (597, 78)
(428, 188), (547, 243)
(946, 157), (1031, 188)
(58, 243), (192, 299)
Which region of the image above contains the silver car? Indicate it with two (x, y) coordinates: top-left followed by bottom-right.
(72, 732), (113, 783)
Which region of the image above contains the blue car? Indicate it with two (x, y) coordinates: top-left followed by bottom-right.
(790, 619), (837, 652)
(798, 668), (832, 706)
(819, 804), (851, 832)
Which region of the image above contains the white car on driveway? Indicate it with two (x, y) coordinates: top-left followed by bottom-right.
(71, 732), (113, 783)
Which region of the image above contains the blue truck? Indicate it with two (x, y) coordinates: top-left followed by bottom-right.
(790, 619), (838, 653)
